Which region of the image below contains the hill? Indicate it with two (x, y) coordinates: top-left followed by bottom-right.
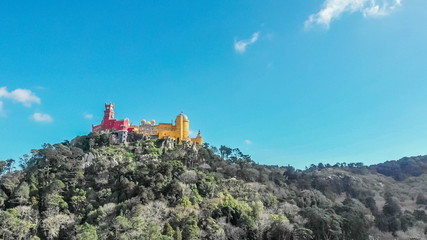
(1, 132), (427, 240)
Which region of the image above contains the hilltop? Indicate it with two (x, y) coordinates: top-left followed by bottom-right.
(1, 132), (427, 240)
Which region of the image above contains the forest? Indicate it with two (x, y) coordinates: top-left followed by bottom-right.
(1, 132), (427, 240)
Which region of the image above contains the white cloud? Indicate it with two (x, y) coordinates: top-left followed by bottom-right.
(234, 32), (260, 53)
(84, 113), (93, 119)
(32, 113), (53, 122)
(0, 101), (4, 117)
(305, 0), (402, 29)
(244, 139), (253, 145)
(0, 87), (41, 107)
(0, 87), (8, 97)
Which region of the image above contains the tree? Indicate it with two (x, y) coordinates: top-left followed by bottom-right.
(0, 208), (36, 240)
(175, 227), (183, 240)
(6, 158), (15, 173)
(11, 182), (30, 205)
(163, 223), (175, 238)
(292, 227), (313, 240)
(183, 212), (201, 240)
(383, 192), (401, 217)
(266, 214), (293, 240)
(416, 193), (427, 205)
(76, 223), (98, 240)
(301, 207), (343, 240)
(197, 175), (216, 198)
(283, 166), (299, 181)
(19, 154), (31, 169)
(335, 198), (370, 240)
(71, 188), (88, 216)
(41, 214), (74, 240)
(379, 191), (402, 233)
(200, 217), (225, 240)
(0, 160), (6, 175)
(219, 146), (232, 159)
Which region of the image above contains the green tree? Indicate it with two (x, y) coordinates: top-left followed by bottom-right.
(76, 223), (98, 240)
(266, 214), (292, 240)
(11, 182), (30, 205)
(301, 207), (343, 240)
(0, 208), (36, 240)
(163, 223), (175, 238)
(71, 188), (87, 215)
(182, 212), (200, 240)
(0, 160), (6, 175)
(5, 158), (15, 173)
(19, 154), (31, 169)
(335, 198), (370, 240)
(381, 191), (402, 233)
(219, 146), (232, 159)
(175, 227), (183, 240)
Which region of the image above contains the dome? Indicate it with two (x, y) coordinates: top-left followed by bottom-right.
(177, 112), (188, 120)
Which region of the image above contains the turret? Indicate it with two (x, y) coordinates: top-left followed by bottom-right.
(175, 113), (190, 142)
(195, 130), (203, 145)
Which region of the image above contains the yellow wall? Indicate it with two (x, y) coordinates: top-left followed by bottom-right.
(156, 123), (177, 139)
(191, 131), (203, 145)
(192, 136), (203, 145)
(141, 113), (202, 144)
(130, 125), (141, 134)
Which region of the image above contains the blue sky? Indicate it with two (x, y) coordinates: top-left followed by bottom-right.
(1, 0), (427, 169)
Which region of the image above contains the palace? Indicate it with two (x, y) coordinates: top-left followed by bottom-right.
(92, 103), (203, 145)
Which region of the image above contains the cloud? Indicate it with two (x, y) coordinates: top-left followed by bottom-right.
(0, 101), (4, 117)
(234, 32), (260, 53)
(0, 87), (41, 107)
(305, 0), (402, 29)
(84, 113), (93, 119)
(244, 139), (253, 145)
(0, 87), (7, 97)
(32, 113), (53, 122)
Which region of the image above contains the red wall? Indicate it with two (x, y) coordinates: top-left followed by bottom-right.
(92, 118), (131, 132)
(92, 104), (133, 132)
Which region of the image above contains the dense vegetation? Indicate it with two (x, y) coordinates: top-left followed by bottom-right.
(2, 132), (427, 239)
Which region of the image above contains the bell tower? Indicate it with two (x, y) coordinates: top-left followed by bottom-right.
(103, 103), (115, 122)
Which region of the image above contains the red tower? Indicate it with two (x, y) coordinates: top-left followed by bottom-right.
(103, 103), (115, 121)
(92, 103), (132, 132)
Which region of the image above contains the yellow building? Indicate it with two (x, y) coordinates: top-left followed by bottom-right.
(136, 113), (203, 145)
